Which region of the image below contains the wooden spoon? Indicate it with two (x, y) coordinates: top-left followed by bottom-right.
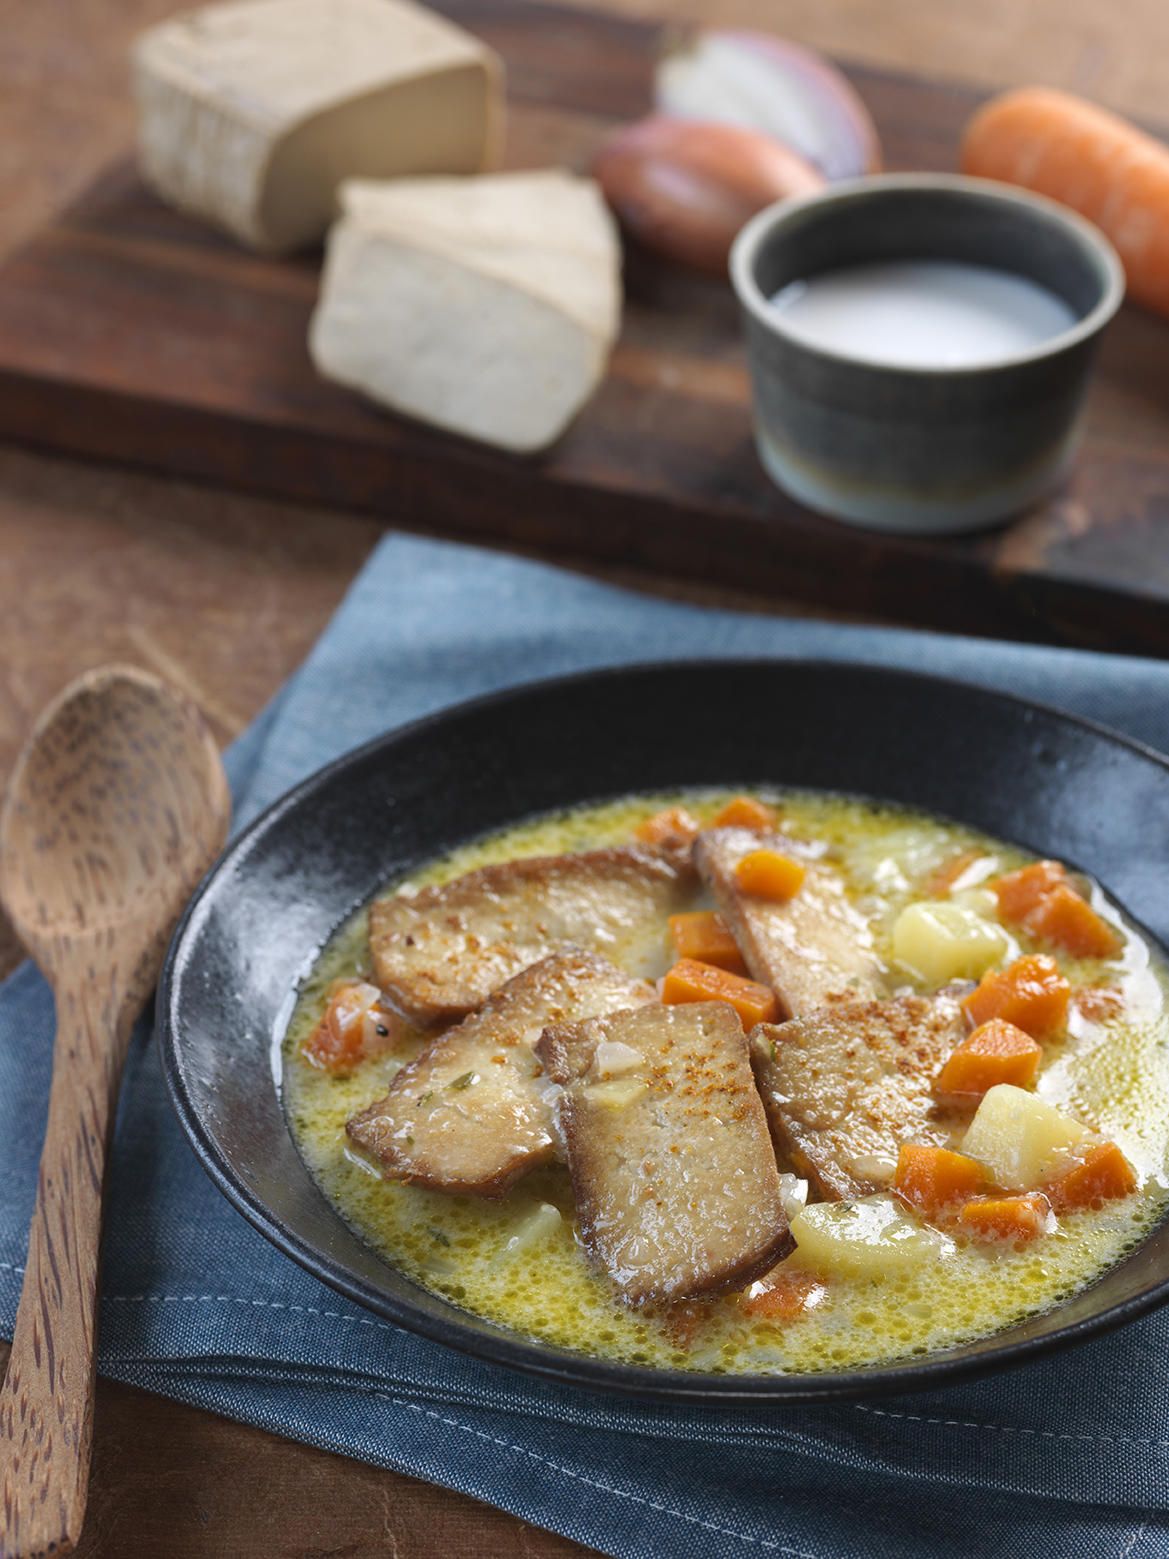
(0, 665), (231, 1557)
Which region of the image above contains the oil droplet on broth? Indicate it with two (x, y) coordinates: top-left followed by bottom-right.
(282, 788), (1169, 1374)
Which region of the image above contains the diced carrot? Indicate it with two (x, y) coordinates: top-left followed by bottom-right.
(658, 1301), (710, 1349)
(894, 1144), (991, 1217)
(993, 860), (1068, 922)
(1043, 1141), (1137, 1213)
(1025, 884), (1123, 960)
(734, 849), (806, 902)
(635, 806), (700, 847)
(1072, 985), (1125, 1024)
(661, 958), (780, 1026)
(302, 981), (398, 1075)
(712, 795), (779, 831)
(668, 910), (747, 974)
(993, 862), (1122, 960)
(961, 88), (1169, 319)
(933, 1019), (1043, 1104)
(957, 1192), (1052, 1243)
(962, 955), (1070, 1040)
(740, 1269), (827, 1320)
(924, 848), (986, 897)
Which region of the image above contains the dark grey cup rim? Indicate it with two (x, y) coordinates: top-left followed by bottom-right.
(730, 172), (1126, 379)
(158, 658), (1169, 1406)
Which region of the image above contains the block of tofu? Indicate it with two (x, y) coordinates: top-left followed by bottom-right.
(537, 1002), (792, 1304)
(694, 827), (884, 1018)
(308, 171), (622, 452)
(134, 0), (503, 252)
(750, 994), (967, 1201)
(339, 173), (622, 338)
(346, 951), (654, 1196)
(368, 843), (693, 1024)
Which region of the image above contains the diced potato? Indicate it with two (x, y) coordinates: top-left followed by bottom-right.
(892, 900), (1010, 984)
(960, 1084), (1095, 1190)
(490, 1202), (562, 1267)
(777, 1172), (809, 1222)
(589, 1040), (642, 1079)
(789, 1197), (952, 1278)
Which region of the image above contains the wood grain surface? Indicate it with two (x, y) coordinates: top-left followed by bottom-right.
(3, 0), (1168, 1554)
(4, 0), (1169, 652)
(0, 669), (230, 1556)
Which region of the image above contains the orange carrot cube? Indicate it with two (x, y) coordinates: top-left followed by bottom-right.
(668, 911), (747, 974)
(962, 955), (1070, 1040)
(1024, 884), (1122, 960)
(1071, 985), (1125, 1024)
(994, 862), (1121, 960)
(635, 806), (700, 847)
(740, 1269), (827, 1319)
(1043, 1141), (1137, 1213)
(302, 982), (397, 1075)
(933, 1019), (1043, 1104)
(894, 1144), (991, 1217)
(661, 958), (780, 1027)
(734, 849), (806, 902)
(712, 795), (779, 831)
(993, 861), (1067, 923)
(957, 1192), (1052, 1243)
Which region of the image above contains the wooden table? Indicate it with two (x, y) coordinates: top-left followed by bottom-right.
(2, 0), (1165, 1551)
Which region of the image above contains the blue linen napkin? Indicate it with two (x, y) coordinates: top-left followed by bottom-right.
(3, 533), (1169, 1559)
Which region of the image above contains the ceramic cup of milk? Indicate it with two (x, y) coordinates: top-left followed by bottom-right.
(730, 174), (1124, 533)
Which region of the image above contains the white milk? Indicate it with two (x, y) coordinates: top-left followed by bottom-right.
(770, 260), (1077, 368)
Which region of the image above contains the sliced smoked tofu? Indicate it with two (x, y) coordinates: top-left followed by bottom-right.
(133, 0), (503, 252)
(368, 842), (691, 1025)
(308, 171), (622, 451)
(694, 826), (884, 1019)
(750, 994), (967, 1201)
(537, 1002), (792, 1304)
(346, 951), (654, 1196)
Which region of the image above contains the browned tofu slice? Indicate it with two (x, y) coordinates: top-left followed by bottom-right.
(537, 1001), (792, 1304)
(346, 951), (654, 1196)
(750, 994), (966, 1201)
(694, 826), (883, 1019)
(369, 844), (693, 1024)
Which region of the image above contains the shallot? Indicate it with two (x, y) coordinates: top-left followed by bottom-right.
(656, 30), (881, 183)
(593, 114), (824, 274)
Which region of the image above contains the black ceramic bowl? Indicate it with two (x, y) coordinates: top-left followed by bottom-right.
(159, 661), (1169, 1405)
(730, 174), (1124, 535)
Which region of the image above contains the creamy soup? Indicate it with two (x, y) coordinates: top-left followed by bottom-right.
(282, 790), (1169, 1375)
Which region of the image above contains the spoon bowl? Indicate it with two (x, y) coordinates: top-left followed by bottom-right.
(0, 664), (229, 1557)
(1, 666), (229, 959)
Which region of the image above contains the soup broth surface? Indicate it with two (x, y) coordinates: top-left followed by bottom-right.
(283, 790), (1169, 1374)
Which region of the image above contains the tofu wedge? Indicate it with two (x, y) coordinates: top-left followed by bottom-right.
(750, 994), (967, 1201)
(309, 171), (622, 452)
(341, 173), (621, 338)
(134, 0), (503, 253)
(369, 843), (693, 1024)
(537, 1002), (792, 1304)
(340, 170), (615, 252)
(694, 826), (883, 1018)
(346, 951), (654, 1196)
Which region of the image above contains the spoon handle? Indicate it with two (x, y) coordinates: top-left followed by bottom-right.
(0, 972), (130, 1559)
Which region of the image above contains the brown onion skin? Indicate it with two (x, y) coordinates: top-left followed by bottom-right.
(593, 114), (826, 274)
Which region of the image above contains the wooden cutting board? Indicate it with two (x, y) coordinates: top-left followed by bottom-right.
(2, 0), (1169, 653)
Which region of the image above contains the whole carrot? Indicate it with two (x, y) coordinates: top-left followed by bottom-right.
(962, 87), (1169, 317)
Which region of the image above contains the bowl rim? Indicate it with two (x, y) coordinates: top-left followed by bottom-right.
(158, 657), (1169, 1406)
(729, 172), (1126, 380)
